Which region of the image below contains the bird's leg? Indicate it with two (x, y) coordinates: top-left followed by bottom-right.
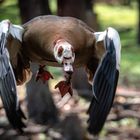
(55, 72), (73, 97)
(36, 65), (53, 84)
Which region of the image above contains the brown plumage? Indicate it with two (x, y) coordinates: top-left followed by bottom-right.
(21, 15), (98, 80)
(7, 15), (99, 86)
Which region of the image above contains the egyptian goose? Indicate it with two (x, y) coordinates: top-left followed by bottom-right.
(0, 15), (121, 134)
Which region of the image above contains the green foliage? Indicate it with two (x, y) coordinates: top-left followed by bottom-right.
(0, 0), (20, 23)
(95, 3), (137, 29)
(49, 0), (57, 14)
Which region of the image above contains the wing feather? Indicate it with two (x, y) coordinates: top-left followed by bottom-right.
(0, 20), (26, 132)
(87, 28), (121, 135)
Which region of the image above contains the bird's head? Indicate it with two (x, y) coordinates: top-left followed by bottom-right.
(54, 39), (75, 73)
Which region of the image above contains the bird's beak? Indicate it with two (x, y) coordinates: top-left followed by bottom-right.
(63, 63), (73, 74)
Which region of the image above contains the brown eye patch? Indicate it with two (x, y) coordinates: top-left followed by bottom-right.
(58, 46), (63, 57)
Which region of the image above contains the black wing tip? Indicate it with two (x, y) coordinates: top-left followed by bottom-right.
(87, 125), (101, 135)
(7, 107), (27, 133)
(10, 119), (26, 134)
(14, 124), (26, 134)
(87, 101), (107, 135)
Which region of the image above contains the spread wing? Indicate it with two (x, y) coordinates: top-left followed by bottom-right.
(0, 20), (26, 132)
(87, 27), (121, 135)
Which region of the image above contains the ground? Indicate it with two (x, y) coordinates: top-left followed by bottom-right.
(0, 84), (140, 140)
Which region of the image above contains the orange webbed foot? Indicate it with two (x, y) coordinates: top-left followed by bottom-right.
(55, 81), (73, 97)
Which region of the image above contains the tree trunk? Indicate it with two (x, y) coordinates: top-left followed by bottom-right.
(57, 0), (98, 98)
(57, 0), (98, 30)
(18, 0), (51, 23)
(18, 0), (58, 124)
(57, 0), (86, 20)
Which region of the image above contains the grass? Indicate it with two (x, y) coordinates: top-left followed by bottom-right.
(0, 0), (140, 87)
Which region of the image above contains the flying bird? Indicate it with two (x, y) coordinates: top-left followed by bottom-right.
(0, 15), (121, 134)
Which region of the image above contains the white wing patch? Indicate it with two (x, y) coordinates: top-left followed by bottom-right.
(9, 24), (24, 42)
(94, 27), (121, 70)
(0, 19), (24, 42)
(107, 27), (121, 70)
(0, 20), (24, 77)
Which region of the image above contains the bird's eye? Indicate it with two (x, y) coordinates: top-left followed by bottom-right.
(58, 46), (63, 57)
